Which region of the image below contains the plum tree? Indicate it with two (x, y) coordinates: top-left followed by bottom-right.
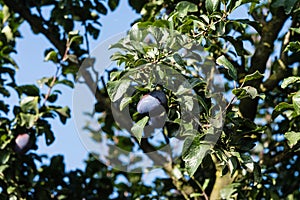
(0, 0), (300, 199)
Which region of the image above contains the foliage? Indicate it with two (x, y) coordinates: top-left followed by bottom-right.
(0, 0), (300, 199)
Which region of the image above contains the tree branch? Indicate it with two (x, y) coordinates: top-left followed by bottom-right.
(239, 7), (288, 120)
(3, 0), (65, 56)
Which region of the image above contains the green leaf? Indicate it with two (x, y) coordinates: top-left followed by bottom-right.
(274, 0), (298, 14)
(53, 106), (71, 124)
(95, 2), (108, 14)
(0, 101), (9, 114)
(108, 0), (120, 11)
(272, 102), (294, 119)
(64, 54), (79, 64)
(45, 126), (55, 146)
(228, 0), (259, 13)
(173, 53), (186, 66)
(37, 120), (55, 145)
(56, 79), (74, 88)
(1, 26), (14, 41)
(0, 151), (10, 164)
(0, 86), (10, 97)
(220, 183), (240, 199)
(44, 50), (59, 63)
(290, 27), (300, 34)
(232, 86), (259, 99)
(235, 19), (262, 35)
(20, 113), (37, 128)
(292, 91), (300, 115)
(243, 70), (264, 83)
(20, 96), (39, 113)
(37, 77), (52, 87)
(228, 156), (238, 176)
(253, 163), (262, 184)
(284, 41), (300, 52)
(107, 80), (131, 102)
(175, 1), (198, 18)
(115, 136), (134, 152)
(16, 85), (40, 97)
(120, 97), (132, 111)
(69, 35), (83, 46)
(2, 5), (10, 24)
(68, 30), (79, 36)
(216, 55), (237, 80)
(281, 76), (300, 89)
(285, 131), (300, 148)
(131, 116), (149, 143)
(0, 165), (9, 173)
(182, 136), (211, 176)
(223, 36), (248, 56)
(205, 0), (219, 13)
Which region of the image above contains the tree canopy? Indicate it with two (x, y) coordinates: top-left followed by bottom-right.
(0, 0), (300, 199)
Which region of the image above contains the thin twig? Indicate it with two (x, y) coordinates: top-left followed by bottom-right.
(42, 65), (60, 106)
(191, 176), (209, 200)
(84, 21), (90, 55)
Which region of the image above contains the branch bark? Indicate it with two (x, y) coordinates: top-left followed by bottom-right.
(210, 154), (235, 200)
(239, 8), (288, 121)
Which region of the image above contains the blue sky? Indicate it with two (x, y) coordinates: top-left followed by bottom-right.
(12, 1), (140, 170)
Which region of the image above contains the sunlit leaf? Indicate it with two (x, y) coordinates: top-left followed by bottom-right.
(292, 90), (300, 115)
(131, 116), (149, 143)
(285, 131), (300, 148)
(44, 50), (59, 63)
(182, 135), (211, 176)
(243, 70), (264, 84)
(272, 102), (294, 119)
(216, 55), (237, 80)
(20, 96), (39, 113)
(176, 1), (198, 18)
(107, 80), (131, 102)
(120, 96), (132, 111)
(281, 76), (300, 89)
(232, 86), (259, 99)
(205, 0), (219, 13)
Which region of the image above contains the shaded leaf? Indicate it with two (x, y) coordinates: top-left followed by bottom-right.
(108, 0), (120, 11)
(53, 106), (71, 124)
(235, 19), (262, 34)
(228, 156), (238, 176)
(284, 41), (300, 52)
(16, 85), (40, 97)
(56, 79), (74, 88)
(95, 1), (108, 14)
